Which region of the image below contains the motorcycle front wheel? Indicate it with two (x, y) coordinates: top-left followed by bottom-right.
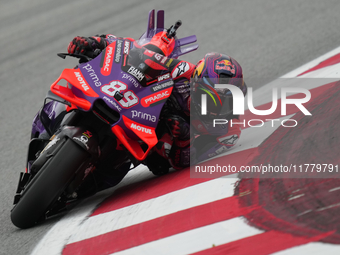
(11, 138), (90, 229)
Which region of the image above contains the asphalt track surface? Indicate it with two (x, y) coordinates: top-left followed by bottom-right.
(1, 0), (340, 254)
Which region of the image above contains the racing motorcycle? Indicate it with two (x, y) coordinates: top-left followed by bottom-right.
(11, 9), (198, 229)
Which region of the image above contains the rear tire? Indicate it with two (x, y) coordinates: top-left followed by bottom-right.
(11, 138), (90, 229)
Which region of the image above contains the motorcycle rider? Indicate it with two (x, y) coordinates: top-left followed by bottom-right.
(67, 34), (247, 180)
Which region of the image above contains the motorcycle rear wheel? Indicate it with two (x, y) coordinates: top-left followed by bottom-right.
(11, 138), (90, 229)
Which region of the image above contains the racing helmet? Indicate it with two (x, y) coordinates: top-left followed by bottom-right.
(191, 52), (247, 124)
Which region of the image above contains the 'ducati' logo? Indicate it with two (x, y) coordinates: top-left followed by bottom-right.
(101, 45), (114, 76)
(141, 87), (173, 107)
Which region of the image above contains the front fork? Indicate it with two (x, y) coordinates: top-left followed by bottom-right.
(14, 125), (101, 205)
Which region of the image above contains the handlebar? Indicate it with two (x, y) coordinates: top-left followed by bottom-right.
(57, 48), (101, 63)
(167, 20), (182, 38)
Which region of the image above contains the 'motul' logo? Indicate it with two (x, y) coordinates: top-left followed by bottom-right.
(201, 84), (311, 116)
(200, 84), (312, 128)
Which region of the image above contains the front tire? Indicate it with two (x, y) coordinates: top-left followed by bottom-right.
(11, 138), (90, 229)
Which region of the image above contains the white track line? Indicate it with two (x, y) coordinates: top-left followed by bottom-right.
(299, 62), (340, 78)
(249, 77), (339, 107)
(272, 242), (340, 255)
(111, 217), (263, 255)
(282, 46), (340, 78)
(67, 176), (238, 244)
(249, 46), (340, 107)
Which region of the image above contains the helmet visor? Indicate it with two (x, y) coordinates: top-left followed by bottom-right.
(191, 78), (235, 123)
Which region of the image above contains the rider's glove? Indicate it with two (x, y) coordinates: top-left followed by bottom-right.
(168, 142), (195, 170)
(67, 36), (107, 58)
(166, 115), (190, 142)
(146, 133), (173, 176)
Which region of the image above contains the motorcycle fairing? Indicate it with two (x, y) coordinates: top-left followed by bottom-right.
(40, 9), (199, 162)
(111, 116), (158, 161)
(50, 68), (99, 111)
(49, 39), (173, 160)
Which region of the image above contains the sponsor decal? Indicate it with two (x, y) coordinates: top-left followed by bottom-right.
(157, 73), (170, 82)
(131, 110), (157, 122)
(101, 45), (114, 76)
(207, 144), (230, 158)
(74, 71), (90, 91)
(123, 40), (130, 55)
(144, 50), (155, 57)
(122, 73), (140, 88)
(150, 80), (174, 92)
(218, 134), (239, 145)
(208, 152), (216, 158)
(127, 66), (145, 82)
(166, 58), (173, 67)
(74, 130), (92, 150)
(82, 63), (101, 87)
(141, 87), (172, 107)
(154, 53), (163, 61)
(130, 123), (153, 134)
(114, 39), (123, 63)
(215, 60), (235, 74)
(215, 145), (228, 154)
(73, 136), (89, 149)
(172, 62), (189, 77)
(122, 40), (131, 66)
(161, 36), (170, 44)
(160, 56), (167, 64)
(83, 130), (92, 138)
(103, 96), (122, 111)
